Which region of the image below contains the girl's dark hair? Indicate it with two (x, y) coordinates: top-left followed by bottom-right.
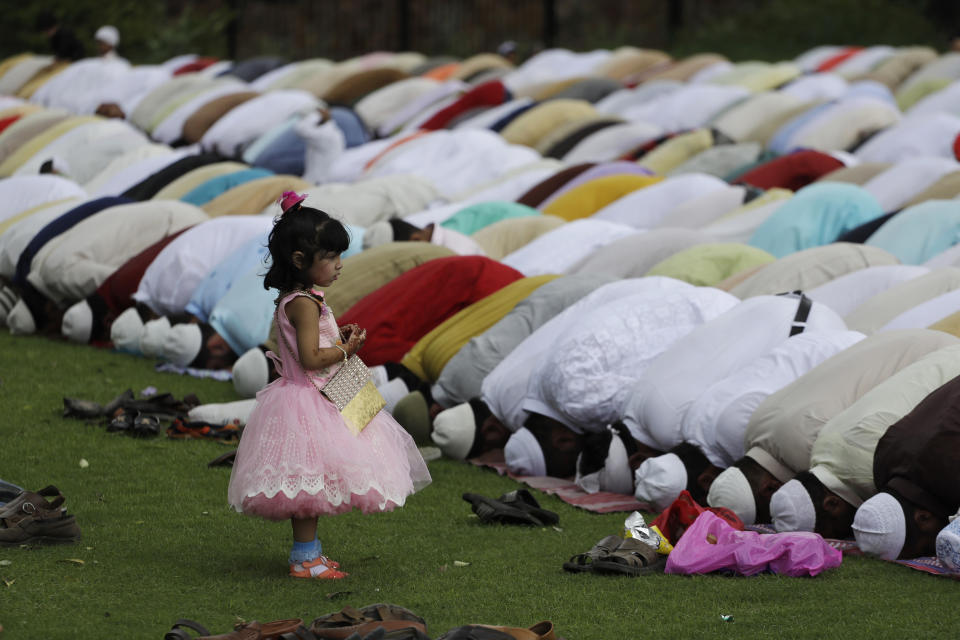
(263, 204), (350, 293)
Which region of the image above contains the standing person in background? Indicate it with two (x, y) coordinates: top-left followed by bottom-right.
(34, 10), (86, 62)
(95, 25), (120, 58)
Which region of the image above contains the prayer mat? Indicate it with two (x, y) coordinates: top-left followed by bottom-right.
(747, 523), (960, 580)
(155, 362), (233, 382)
(468, 448), (654, 514)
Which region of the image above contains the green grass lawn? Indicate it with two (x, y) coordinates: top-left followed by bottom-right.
(0, 331), (957, 639)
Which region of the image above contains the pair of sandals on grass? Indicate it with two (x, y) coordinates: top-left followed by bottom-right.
(166, 603), (561, 640)
(563, 534), (667, 576)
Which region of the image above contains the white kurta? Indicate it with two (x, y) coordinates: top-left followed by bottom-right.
(682, 329), (865, 468)
(807, 264), (929, 317)
(501, 219), (638, 277)
(622, 295), (847, 451)
(133, 215), (274, 317)
(523, 286), (739, 433)
(26, 201), (209, 305)
(481, 277), (693, 431)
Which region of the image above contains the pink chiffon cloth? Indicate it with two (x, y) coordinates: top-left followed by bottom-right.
(665, 511), (843, 577)
(228, 290), (431, 520)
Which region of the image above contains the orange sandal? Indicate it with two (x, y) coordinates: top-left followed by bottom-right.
(290, 557), (348, 579)
(319, 554), (341, 569)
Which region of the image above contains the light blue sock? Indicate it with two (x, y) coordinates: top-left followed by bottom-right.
(290, 540), (317, 565)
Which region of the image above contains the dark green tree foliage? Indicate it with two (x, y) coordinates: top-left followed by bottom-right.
(2, 2), (234, 63)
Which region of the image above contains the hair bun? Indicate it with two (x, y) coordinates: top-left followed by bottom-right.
(277, 191), (307, 213)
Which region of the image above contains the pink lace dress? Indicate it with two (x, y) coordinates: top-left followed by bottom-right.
(228, 290), (431, 520)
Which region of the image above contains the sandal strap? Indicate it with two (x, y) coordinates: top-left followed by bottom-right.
(165, 619), (212, 639)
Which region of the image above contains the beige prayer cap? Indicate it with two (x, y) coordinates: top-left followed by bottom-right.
(61, 300), (93, 343)
(233, 347), (269, 398)
(111, 307), (144, 353)
(852, 492), (906, 560)
(707, 466), (756, 525)
(431, 402), (476, 460)
(7, 299), (35, 335)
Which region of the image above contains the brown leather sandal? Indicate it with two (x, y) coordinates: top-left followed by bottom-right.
(310, 603), (427, 639)
(591, 537), (667, 576)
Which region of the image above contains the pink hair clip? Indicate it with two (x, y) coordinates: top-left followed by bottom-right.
(277, 190), (307, 213)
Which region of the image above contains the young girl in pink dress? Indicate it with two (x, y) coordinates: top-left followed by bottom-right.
(228, 192), (431, 579)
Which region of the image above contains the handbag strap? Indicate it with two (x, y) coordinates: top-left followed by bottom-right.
(274, 294), (343, 399)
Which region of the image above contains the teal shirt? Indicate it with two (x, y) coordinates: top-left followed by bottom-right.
(866, 200), (960, 265)
(749, 182), (884, 258)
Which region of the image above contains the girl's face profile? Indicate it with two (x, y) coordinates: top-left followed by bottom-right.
(304, 251), (342, 287)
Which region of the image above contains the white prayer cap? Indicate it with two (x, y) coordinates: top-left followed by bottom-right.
(362, 221), (393, 249)
(95, 25), (119, 47)
(369, 364), (389, 388)
(852, 492), (906, 560)
(707, 467), (757, 525)
(503, 427), (546, 477)
(431, 402), (475, 460)
(770, 479), (816, 532)
(378, 377), (409, 414)
(233, 347), (269, 397)
(7, 299), (35, 335)
(633, 453), (687, 512)
(162, 323), (202, 367)
(188, 399), (257, 426)
(575, 428), (634, 495)
(139, 317), (172, 357)
(430, 225), (485, 256)
(111, 307), (144, 354)
(936, 517), (960, 570)
(0, 286), (18, 327)
(61, 300), (93, 343)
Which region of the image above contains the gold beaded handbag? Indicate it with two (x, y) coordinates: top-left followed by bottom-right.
(276, 305), (385, 436)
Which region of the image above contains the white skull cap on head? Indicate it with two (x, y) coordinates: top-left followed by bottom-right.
(111, 307), (144, 354)
(707, 466), (756, 525)
(633, 453), (687, 511)
(7, 299), (35, 335)
(139, 317), (172, 357)
(61, 300), (93, 343)
(770, 478), (816, 532)
(232, 347), (269, 397)
(852, 492), (906, 560)
(431, 402), (475, 461)
(503, 427), (546, 477)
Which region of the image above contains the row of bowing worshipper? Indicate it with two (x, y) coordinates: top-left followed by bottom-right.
(2, 42), (960, 567)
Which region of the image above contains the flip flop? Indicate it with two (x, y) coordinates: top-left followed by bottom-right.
(591, 537), (667, 576)
(497, 490), (559, 526)
(562, 534), (622, 573)
(462, 493), (545, 526)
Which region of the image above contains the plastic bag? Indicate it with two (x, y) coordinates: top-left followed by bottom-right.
(650, 490), (743, 545)
(665, 511), (842, 577)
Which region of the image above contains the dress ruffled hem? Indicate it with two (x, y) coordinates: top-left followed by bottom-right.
(237, 488), (402, 520)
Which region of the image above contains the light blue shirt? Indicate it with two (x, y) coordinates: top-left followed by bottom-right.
(866, 200), (960, 264)
(749, 182), (884, 258)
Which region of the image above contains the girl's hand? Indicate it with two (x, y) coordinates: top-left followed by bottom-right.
(345, 330), (365, 356)
(339, 323), (359, 343)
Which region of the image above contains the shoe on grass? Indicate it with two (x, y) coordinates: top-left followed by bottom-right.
(290, 557), (347, 579)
